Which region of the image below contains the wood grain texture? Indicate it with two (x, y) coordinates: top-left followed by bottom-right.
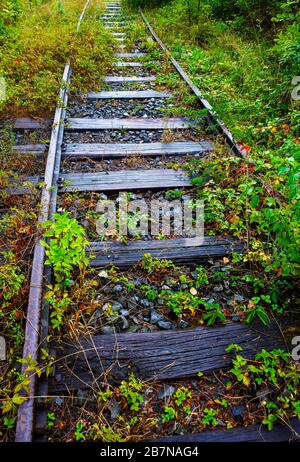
(88, 236), (245, 267)
(66, 117), (198, 130)
(152, 419), (300, 442)
(63, 141), (213, 158)
(49, 322), (285, 391)
(104, 76), (156, 82)
(14, 118), (50, 129)
(7, 176), (42, 195)
(59, 168), (191, 192)
(114, 53), (147, 58)
(114, 61), (142, 67)
(12, 144), (47, 156)
(86, 90), (171, 99)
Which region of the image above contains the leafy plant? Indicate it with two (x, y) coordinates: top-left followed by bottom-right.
(140, 254), (175, 274)
(74, 422), (86, 442)
(174, 387), (192, 407)
(0, 253), (24, 302)
(226, 344), (243, 354)
(244, 296), (270, 325)
(163, 290), (202, 317)
(202, 408), (218, 427)
(161, 406), (177, 423)
(42, 212), (89, 287)
(45, 285), (71, 330)
(194, 266), (209, 288)
(47, 412), (56, 428)
(119, 373), (144, 412)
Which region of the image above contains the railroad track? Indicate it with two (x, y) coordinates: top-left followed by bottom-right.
(13, 1), (299, 442)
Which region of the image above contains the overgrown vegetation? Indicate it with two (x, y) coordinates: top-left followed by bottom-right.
(124, 0), (300, 311)
(0, 0), (113, 118)
(1, 0), (299, 443)
(46, 346), (299, 441)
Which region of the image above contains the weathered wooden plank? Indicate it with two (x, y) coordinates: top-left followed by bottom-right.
(6, 176), (42, 195)
(104, 76), (156, 82)
(114, 52), (147, 58)
(63, 141), (213, 158)
(114, 61), (142, 67)
(49, 322), (285, 391)
(104, 26), (125, 30)
(111, 32), (126, 36)
(153, 419), (300, 443)
(86, 90), (171, 99)
(105, 25), (125, 29)
(88, 238), (245, 268)
(12, 144), (47, 156)
(89, 236), (239, 252)
(59, 168), (191, 193)
(14, 118), (50, 129)
(66, 117), (198, 130)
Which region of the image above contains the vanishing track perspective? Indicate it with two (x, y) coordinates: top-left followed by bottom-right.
(12, 1), (299, 442)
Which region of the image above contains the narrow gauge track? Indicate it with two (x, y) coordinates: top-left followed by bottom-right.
(13, 1), (299, 442)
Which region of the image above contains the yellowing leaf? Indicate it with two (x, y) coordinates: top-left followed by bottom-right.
(2, 400), (12, 414)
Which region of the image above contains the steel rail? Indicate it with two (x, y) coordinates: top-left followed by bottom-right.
(15, 0), (91, 443)
(139, 8), (245, 158)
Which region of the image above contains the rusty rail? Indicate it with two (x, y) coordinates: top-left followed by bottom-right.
(139, 8), (245, 158)
(15, 0), (91, 443)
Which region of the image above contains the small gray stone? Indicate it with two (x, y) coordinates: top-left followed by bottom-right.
(141, 299), (153, 308)
(158, 320), (175, 330)
(108, 399), (121, 420)
(112, 284), (123, 294)
(54, 397), (64, 406)
(112, 302), (123, 312)
(213, 285), (223, 292)
(178, 320), (189, 328)
(101, 326), (116, 335)
(231, 315), (240, 322)
(120, 309), (129, 317)
(190, 271), (198, 280)
(150, 309), (164, 324)
(234, 294), (245, 303)
(127, 295), (140, 309)
(119, 316), (129, 330)
(161, 285), (170, 290)
(158, 385), (176, 400)
(232, 405), (245, 422)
